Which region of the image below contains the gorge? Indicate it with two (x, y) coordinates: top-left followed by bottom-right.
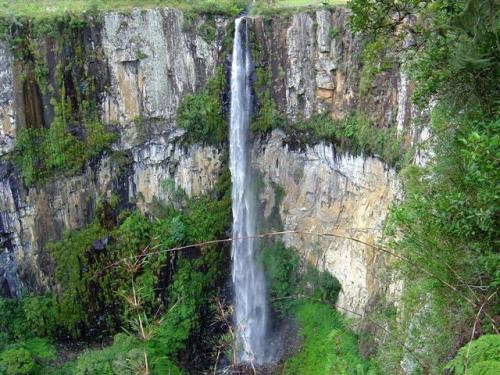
(0, 1), (498, 374)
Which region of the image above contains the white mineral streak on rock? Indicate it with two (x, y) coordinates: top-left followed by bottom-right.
(0, 41), (16, 156)
(397, 70), (409, 136)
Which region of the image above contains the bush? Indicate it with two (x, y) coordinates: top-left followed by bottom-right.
(0, 298), (29, 348)
(251, 67), (283, 135)
(261, 241), (342, 315)
(74, 334), (143, 375)
(304, 264), (342, 304)
(176, 67), (227, 145)
(261, 242), (300, 315)
(22, 295), (58, 338)
(0, 348), (35, 375)
(0, 338), (56, 375)
(445, 335), (500, 375)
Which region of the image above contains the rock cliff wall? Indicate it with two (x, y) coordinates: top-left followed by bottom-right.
(254, 131), (400, 316)
(0, 7), (416, 319)
(0, 8), (227, 296)
(251, 9), (410, 316)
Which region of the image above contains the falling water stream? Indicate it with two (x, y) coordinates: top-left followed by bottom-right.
(229, 16), (269, 365)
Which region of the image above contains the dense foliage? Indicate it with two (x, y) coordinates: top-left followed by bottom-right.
(176, 67), (228, 145)
(261, 241), (341, 316)
(348, 0), (500, 372)
(0, 160), (232, 373)
(445, 335), (500, 375)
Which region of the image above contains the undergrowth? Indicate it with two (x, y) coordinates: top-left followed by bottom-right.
(284, 301), (377, 375)
(176, 66), (227, 145)
(282, 112), (403, 166)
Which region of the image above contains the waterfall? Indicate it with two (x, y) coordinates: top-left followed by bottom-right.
(229, 16), (269, 365)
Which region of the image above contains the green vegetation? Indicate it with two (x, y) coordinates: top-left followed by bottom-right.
(349, 0), (500, 372)
(0, 296), (59, 350)
(249, 81), (403, 165)
(260, 242), (370, 374)
(359, 37), (395, 97)
(446, 335), (500, 375)
(0, 161), (231, 373)
(7, 12), (116, 187)
(46, 181), (230, 338)
(251, 0), (346, 16)
(284, 301), (375, 375)
(261, 241), (341, 315)
(0, 0), (246, 20)
(0, 337), (57, 375)
(283, 111), (402, 166)
(14, 118), (115, 187)
(176, 67), (228, 145)
(251, 67), (284, 135)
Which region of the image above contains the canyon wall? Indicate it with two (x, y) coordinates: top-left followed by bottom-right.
(0, 9), (226, 296)
(0, 7), (417, 318)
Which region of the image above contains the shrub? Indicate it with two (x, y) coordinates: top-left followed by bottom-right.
(176, 67), (227, 145)
(0, 348), (35, 375)
(303, 264), (342, 304)
(0, 298), (30, 348)
(261, 242), (300, 315)
(445, 335), (500, 375)
(22, 295), (58, 338)
(261, 241), (342, 315)
(0, 338), (56, 375)
(73, 334), (143, 375)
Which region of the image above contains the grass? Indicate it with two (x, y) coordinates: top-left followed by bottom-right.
(275, 0), (346, 6)
(284, 301), (376, 375)
(0, 0), (246, 19)
(251, 0), (346, 15)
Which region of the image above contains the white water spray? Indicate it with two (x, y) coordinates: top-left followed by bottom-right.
(229, 16), (269, 364)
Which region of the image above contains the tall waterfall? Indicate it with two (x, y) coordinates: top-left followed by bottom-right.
(229, 16), (269, 364)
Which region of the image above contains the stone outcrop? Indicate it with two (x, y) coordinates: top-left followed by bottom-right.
(251, 9), (408, 129)
(101, 8), (225, 125)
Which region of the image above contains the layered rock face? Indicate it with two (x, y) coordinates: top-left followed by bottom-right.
(255, 131), (400, 316)
(0, 9), (226, 296)
(0, 7), (414, 319)
(251, 9), (409, 315)
(252, 9), (412, 129)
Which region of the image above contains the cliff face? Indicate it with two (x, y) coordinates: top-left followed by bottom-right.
(0, 7), (415, 317)
(254, 133), (400, 316)
(0, 9), (226, 296)
(251, 9), (409, 315)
